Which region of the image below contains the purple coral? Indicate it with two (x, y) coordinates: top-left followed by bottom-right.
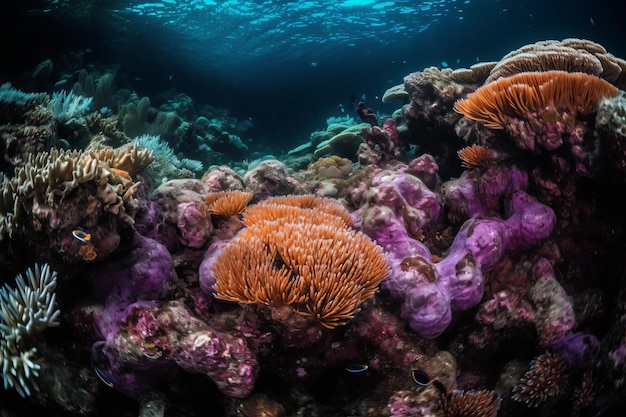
(93, 301), (258, 398)
(86, 232), (258, 399)
(357, 165), (555, 338)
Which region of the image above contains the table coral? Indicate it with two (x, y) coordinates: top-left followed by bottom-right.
(482, 38), (626, 88)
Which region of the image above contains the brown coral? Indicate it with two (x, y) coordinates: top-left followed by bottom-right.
(484, 38), (626, 88)
(308, 155), (353, 179)
(0, 144), (152, 240)
(454, 70), (620, 129)
(93, 142), (154, 174)
(511, 352), (568, 407)
(212, 195), (388, 329)
(445, 389), (501, 417)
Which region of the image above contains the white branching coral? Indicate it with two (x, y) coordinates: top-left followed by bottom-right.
(50, 90), (93, 122)
(134, 134), (204, 186)
(0, 263), (60, 397)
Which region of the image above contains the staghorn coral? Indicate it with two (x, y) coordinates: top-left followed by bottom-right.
(445, 389), (501, 417)
(0, 263), (60, 398)
(84, 111), (132, 147)
(209, 195), (389, 329)
(1, 84), (55, 166)
(511, 351), (568, 407)
(454, 70), (620, 129)
(1, 106), (55, 166)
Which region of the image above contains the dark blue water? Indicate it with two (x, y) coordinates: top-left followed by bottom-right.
(2, 0), (625, 148)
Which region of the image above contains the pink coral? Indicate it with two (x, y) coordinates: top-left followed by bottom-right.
(359, 166), (555, 338)
(176, 200), (212, 248)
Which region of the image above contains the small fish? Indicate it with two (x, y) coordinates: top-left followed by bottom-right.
(345, 363), (369, 373)
(590, 16), (595, 26)
(411, 369), (431, 386)
(441, 61), (449, 68)
(92, 342), (114, 388)
(94, 366), (114, 388)
(72, 227), (91, 244)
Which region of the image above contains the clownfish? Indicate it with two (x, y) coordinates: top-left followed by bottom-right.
(72, 227), (91, 244)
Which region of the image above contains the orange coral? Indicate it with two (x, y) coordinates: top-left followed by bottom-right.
(243, 194), (353, 228)
(205, 190), (254, 217)
(457, 145), (494, 169)
(109, 167), (132, 181)
(454, 70), (620, 129)
(212, 195), (388, 329)
(78, 243), (98, 261)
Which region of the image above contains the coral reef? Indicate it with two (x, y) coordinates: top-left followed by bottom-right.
(2, 37), (626, 417)
(0, 143), (153, 262)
